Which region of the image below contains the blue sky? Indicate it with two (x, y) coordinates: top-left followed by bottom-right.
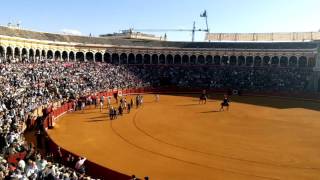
(1, 0), (320, 41)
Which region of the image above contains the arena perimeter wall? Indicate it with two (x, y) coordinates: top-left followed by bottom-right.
(17, 87), (319, 180)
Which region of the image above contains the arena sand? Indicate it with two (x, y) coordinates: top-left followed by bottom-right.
(48, 94), (320, 180)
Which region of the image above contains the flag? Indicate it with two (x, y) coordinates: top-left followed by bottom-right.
(200, 10), (207, 17)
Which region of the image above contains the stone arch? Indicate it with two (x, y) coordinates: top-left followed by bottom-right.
(190, 55), (196, 65)
(104, 52), (111, 63)
(174, 54), (181, 64)
(95, 52), (103, 62)
(280, 56), (288, 67)
(41, 50), (46, 60)
(182, 55), (189, 64)
(120, 53), (127, 64)
(213, 55), (221, 65)
(112, 53), (120, 64)
(136, 54), (143, 64)
(254, 56), (262, 66)
(159, 54), (165, 64)
(14, 47), (20, 60)
(229, 56), (237, 66)
(308, 57), (316, 67)
(54, 51), (61, 61)
(69, 51), (75, 61)
(298, 56), (307, 67)
(221, 56), (229, 65)
(263, 56), (271, 66)
(271, 56), (279, 66)
(128, 53), (135, 64)
(6, 46), (13, 59)
(86, 52), (94, 61)
(22, 48), (28, 58)
(238, 56), (245, 66)
(198, 55), (205, 64)
(0, 46), (4, 58)
(166, 54), (173, 64)
(144, 54), (151, 64)
(76, 52), (84, 61)
(246, 56), (253, 66)
(206, 55), (213, 64)
(61, 51), (68, 61)
(29, 49), (35, 62)
(152, 54), (158, 64)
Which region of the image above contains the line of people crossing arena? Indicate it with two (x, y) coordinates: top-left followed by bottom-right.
(0, 57), (314, 179)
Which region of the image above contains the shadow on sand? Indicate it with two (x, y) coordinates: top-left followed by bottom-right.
(168, 93), (320, 111)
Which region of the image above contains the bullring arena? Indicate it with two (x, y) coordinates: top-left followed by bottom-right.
(48, 92), (320, 180)
(1, 23), (320, 180)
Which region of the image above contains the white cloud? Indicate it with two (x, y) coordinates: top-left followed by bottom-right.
(60, 29), (82, 36)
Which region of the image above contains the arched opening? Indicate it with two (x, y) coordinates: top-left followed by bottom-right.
(69, 52), (75, 61)
(289, 56), (297, 67)
(76, 52), (84, 62)
(182, 55), (189, 64)
(229, 56), (237, 66)
(35, 49), (40, 62)
(254, 56), (262, 66)
(213, 55), (221, 65)
(144, 54), (151, 64)
(86, 52), (94, 61)
(246, 56), (253, 66)
(6, 47), (13, 60)
(238, 56), (245, 66)
(152, 54), (158, 64)
(271, 56), (279, 66)
(95, 52), (103, 62)
(136, 54), (143, 64)
(263, 56), (271, 66)
(198, 55), (205, 64)
(0, 46), (4, 58)
(166, 54), (173, 64)
(174, 55), (181, 64)
(112, 53), (120, 64)
(104, 53), (111, 63)
(206, 55), (213, 64)
(190, 55), (196, 65)
(128, 53), (135, 64)
(47, 50), (53, 59)
(221, 56), (229, 65)
(120, 53), (127, 64)
(159, 54), (165, 64)
(54, 51), (61, 61)
(62, 51), (68, 61)
(298, 56), (307, 67)
(41, 50), (46, 60)
(280, 56), (288, 67)
(29, 49), (35, 62)
(22, 48), (28, 60)
(14, 47), (20, 60)
(308, 57), (316, 67)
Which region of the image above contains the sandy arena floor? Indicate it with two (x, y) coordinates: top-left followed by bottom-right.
(48, 94), (320, 180)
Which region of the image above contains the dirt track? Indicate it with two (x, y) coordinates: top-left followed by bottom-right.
(48, 94), (320, 180)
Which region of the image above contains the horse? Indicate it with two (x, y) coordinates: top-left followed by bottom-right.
(220, 95), (230, 111)
(199, 94), (207, 104)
